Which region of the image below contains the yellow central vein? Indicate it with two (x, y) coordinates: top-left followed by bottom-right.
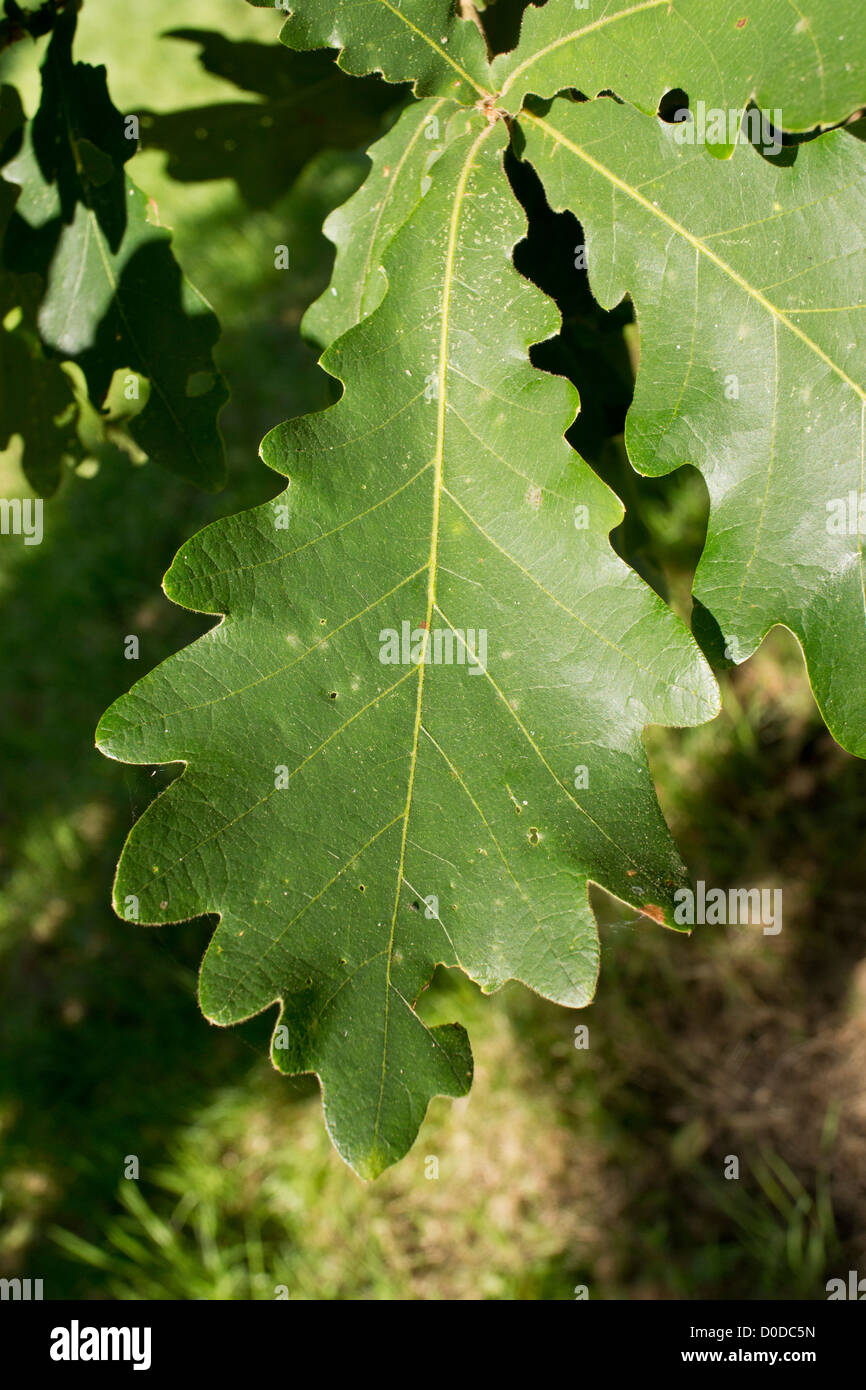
(527, 111), (866, 404)
(371, 122), (496, 1152)
(499, 0), (668, 99)
(377, 0), (492, 97)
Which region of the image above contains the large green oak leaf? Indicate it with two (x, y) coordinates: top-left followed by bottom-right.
(494, 0), (866, 129)
(522, 96), (866, 755)
(98, 110), (717, 1176)
(248, 0), (493, 104)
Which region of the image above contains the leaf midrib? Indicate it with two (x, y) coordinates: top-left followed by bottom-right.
(526, 110), (866, 404)
(498, 0), (668, 101)
(528, 105), (866, 638)
(367, 0), (492, 98)
(371, 119), (497, 1152)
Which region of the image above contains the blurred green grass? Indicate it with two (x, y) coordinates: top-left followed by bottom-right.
(1, 0), (865, 1301)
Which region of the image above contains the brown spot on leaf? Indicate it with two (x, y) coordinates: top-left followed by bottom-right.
(641, 903), (666, 925)
(736, 16), (748, 27)
(526, 484), (543, 510)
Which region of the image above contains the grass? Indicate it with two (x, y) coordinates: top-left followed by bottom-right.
(1, 0), (865, 1301)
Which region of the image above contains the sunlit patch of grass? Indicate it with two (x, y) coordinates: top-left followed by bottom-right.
(46, 983), (604, 1300)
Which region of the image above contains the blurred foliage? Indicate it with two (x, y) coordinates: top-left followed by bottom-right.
(138, 30), (404, 210)
(0, 0), (864, 1300)
(0, 1), (229, 493)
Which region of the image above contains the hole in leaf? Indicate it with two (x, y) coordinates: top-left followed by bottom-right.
(658, 88), (690, 124)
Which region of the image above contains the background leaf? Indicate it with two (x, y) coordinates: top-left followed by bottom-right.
(0, 9), (228, 492)
(494, 0), (866, 129)
(522, 96), (866, 754)
(247, 0), (494, 104)
(0, 80), (80, 493)
(138, 31), (403, 211)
